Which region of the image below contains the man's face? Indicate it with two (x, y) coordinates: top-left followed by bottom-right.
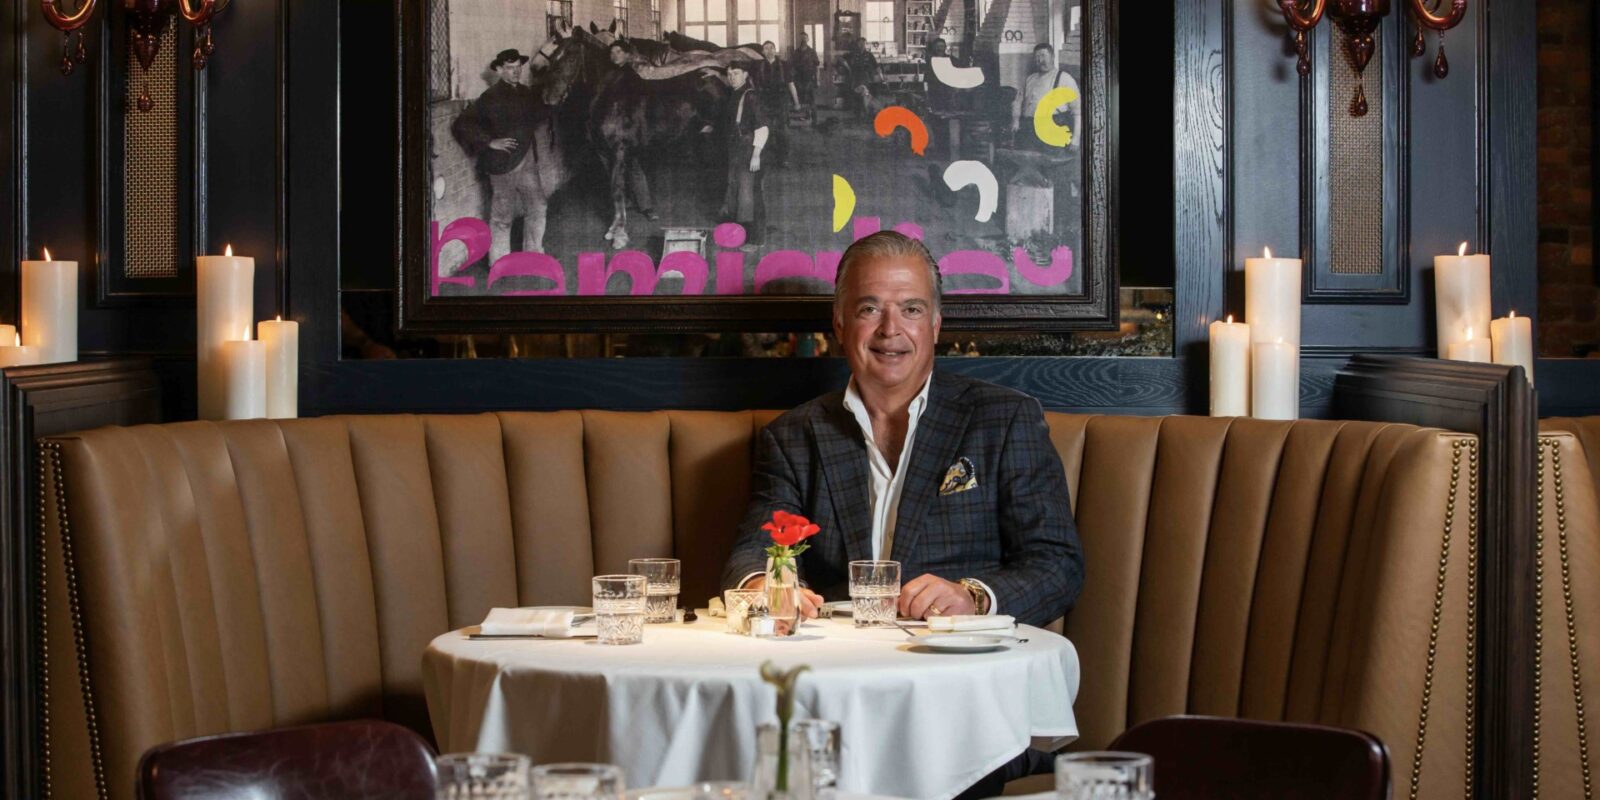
(497, 60), (524, 84)
(610, 45), (628, 65)
(763, 43), (777, 60)
(729, 67), (748, 88)
(930, 39), (947, 57)
(1033, 47), (1053, 73)
(799, 35), (809, 48)
(833, 256), (941, 396)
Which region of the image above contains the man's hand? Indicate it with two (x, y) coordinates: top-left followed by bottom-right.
(750, 151), (762, 172)
(741, 575), (824, 618)
(899, 574), (975, 620)
(489, 138), (519, 152)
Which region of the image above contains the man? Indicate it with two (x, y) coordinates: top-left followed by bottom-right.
(719, 61), (770, 246)
(1013, 43), (1081, 151)
(451, 49), (546, 261)
(791, 33), (821, 109)
(755, 41), (799, 168)
(601, 39), (659, 221)
(720, 231), (1082, 795)
(836, 34), (879, 119)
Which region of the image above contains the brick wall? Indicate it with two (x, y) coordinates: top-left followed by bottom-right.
(1538, 0), (1599, 356)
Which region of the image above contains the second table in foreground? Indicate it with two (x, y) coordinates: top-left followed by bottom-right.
(423, 615), (1079, 800)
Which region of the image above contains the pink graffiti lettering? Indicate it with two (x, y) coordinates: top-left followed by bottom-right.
(578, 250), (662, 295)
(938, 250), (1010, 294)
(754, 250), (827, 293)
(487, 252), (566, 295)
(658, 251), (710, 294)
(1013, 246), (1073, 288)
(714, 223), (748, 295)
(431, 218), (489, 293)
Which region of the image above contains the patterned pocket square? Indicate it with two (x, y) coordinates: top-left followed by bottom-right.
(939, 456), (978, 496)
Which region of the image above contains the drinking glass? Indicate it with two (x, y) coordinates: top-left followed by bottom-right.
(690, 781), (748, 800)
(629, 557), (681, 623)
(847, 560), (901, 627)
(530, 762), (625, 800)
(723, 588), (767, 635)
(592, 575), (648, 645)
(790, 719), (841, 799)
(435, 752), (530, 799)
(1055, 752), (1154, 800)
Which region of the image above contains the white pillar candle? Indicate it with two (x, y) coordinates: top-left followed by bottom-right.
(1252, 339), (1299, 420)
(20, 248), (78, 365)
(1446, 326), (1492, 363)
(220, 338), (266, 420)
(1245, 247), (1301, 419)
(258, 317), (299, 419)
(1208, 315), (1251, 416)
(197, 246), (256, 420)
(1435, 242), (1491, 358)
(0, 331), (37, 368)
(1490, 311), (1534, 384)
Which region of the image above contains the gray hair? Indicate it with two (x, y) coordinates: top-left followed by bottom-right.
(833, 231), (943, 312)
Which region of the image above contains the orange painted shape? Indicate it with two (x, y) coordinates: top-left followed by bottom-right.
(873, 106), (929, 156)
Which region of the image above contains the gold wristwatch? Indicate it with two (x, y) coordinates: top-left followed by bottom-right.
(959, 578), (991, 615)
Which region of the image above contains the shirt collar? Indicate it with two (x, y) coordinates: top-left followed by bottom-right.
(843, 371), (934, 437)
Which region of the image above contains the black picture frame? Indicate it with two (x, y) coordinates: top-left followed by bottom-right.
(396, 0), (1118, 334)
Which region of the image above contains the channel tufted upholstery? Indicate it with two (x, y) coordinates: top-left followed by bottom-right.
(39, 412), (1478, 800)
(1534, 419), (1600, 800)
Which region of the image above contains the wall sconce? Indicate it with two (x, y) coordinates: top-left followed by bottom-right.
(41, 0), (231, 111)
(1277, 0), (1467, 116)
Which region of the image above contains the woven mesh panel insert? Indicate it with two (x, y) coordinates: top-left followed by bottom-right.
(429, 0), (451, 101)
(1329, 37), (1383, 275)
(124, 24), (178, 279)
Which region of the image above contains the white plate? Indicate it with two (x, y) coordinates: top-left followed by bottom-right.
(468, 606), (597, 639)
(820, 600), (854, 616)
(916, 633), (1010, 653)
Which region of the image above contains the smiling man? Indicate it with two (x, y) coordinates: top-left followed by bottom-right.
(721, 231), (1084, 627)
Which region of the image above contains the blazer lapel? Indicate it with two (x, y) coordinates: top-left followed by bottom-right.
(890, 373), (973, 565)
(812, 400), (874, 564)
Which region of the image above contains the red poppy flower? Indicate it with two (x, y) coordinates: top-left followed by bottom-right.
(762, 510), (821, 548)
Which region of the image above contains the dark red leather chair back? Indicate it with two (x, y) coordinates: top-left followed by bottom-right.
(1107, 715), (1390, 800)
(136, 719), (437, 799)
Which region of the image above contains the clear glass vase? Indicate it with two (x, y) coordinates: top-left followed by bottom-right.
(751, 722), (813, 800)
(764, 560), (803, 637)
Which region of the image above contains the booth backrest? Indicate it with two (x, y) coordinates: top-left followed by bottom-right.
(40, 412), (1477, 800)
(1535, 419), (1600, 800)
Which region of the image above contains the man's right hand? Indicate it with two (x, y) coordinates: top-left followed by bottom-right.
(740, 575), (824, 619)
(489, 138), (519, 152)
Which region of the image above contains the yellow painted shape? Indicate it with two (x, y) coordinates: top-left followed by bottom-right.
(1033, 86), (1081, 148)
(832, 174), (856, 233)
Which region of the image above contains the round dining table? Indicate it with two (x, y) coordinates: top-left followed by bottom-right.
(422, 614), (1080, 800)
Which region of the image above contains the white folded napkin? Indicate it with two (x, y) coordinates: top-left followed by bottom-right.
(479, 607), (579, 638)
(927, 614), (1016, 633)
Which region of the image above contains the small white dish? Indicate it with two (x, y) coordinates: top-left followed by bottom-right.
(821, 600), (854, 617)
(916, 633), (1010, 653)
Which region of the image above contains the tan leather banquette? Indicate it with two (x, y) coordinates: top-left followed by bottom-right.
(1535, 418), (1600, 800)
(39, 412), (1483, 799)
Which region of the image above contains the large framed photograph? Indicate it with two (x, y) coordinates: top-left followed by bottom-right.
(398, 0), (1115, 333)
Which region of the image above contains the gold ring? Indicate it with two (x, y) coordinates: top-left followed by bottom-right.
(931, 606), (942, 616)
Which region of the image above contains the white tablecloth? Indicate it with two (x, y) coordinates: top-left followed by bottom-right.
(422, 616), (1079, 800)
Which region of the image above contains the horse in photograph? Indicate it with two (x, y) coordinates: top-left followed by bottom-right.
(552, 27), (737, 249)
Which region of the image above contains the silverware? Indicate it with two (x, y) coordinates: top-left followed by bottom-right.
(891, 618), (923, 639)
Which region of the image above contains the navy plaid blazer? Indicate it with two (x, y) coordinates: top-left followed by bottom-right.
(721, 371), (1085, 627)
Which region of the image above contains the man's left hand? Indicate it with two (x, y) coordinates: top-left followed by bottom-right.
(899, 574), (976, 620)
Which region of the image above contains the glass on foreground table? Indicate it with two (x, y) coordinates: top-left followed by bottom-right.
(531, 762), (626, 800)
(436, 752), (530, 799)
(629, 558), (682, 623)
(593, 575), (649, 645)
(1055, 752), (1153, 800)
(723, 588), (767, 635)
(791, 719), (841, 798)
(847, 560), (900, 628)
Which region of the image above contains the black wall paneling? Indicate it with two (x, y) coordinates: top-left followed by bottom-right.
(1299, 16), (1407, 303)
(1335, 355), (1537, 800)
(0, 359), (161, 800)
